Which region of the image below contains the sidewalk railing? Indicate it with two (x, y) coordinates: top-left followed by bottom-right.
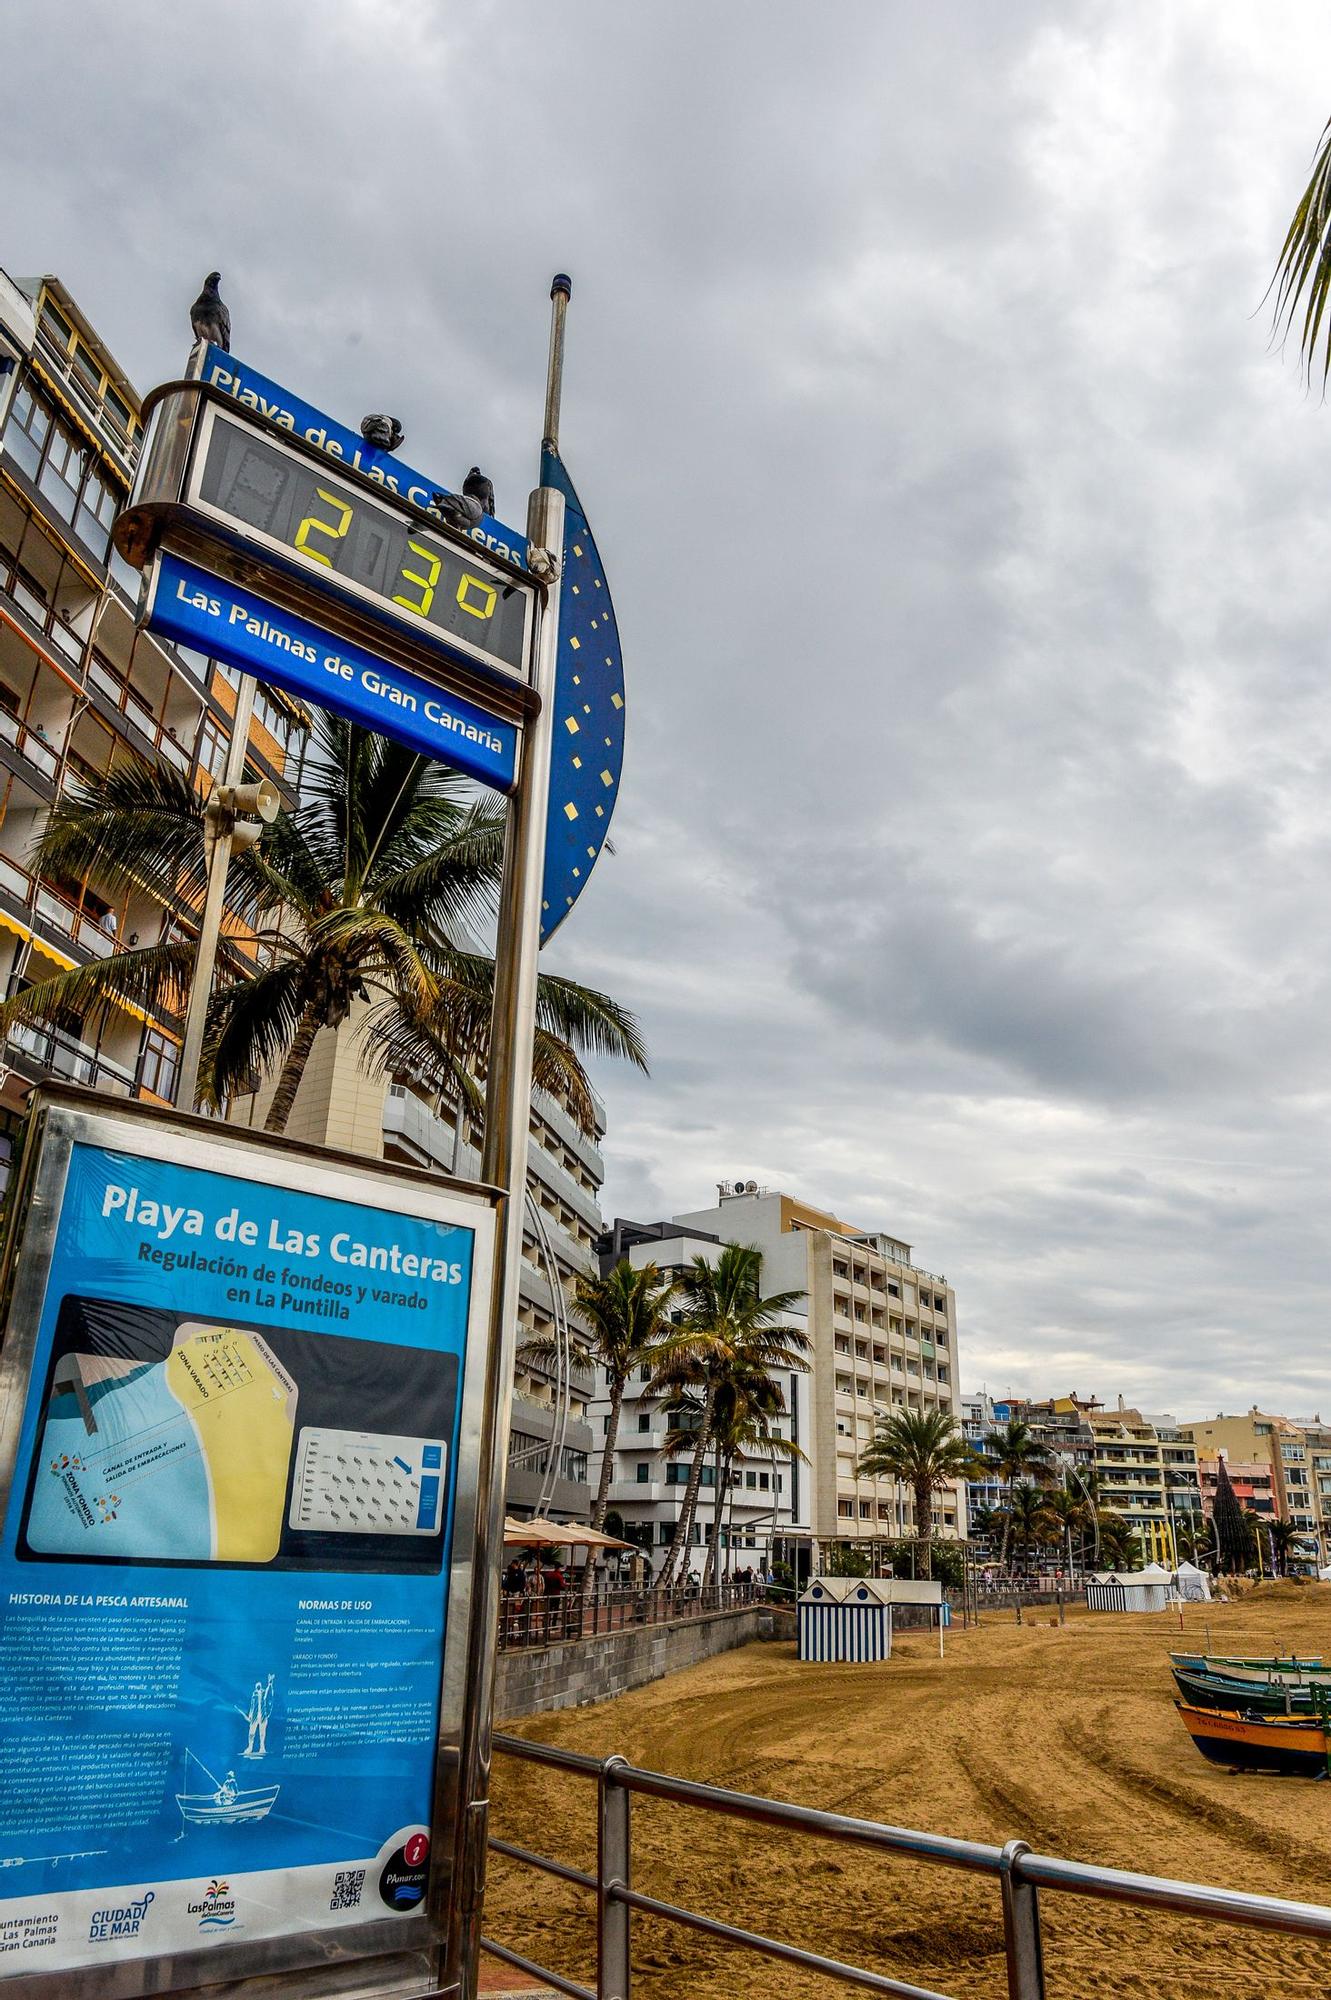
(497, 1580), (766, 1653)
(481, 1734), (1331, 2000)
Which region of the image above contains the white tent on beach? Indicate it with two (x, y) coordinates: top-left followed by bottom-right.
(1174, 1560), (1213, 1603)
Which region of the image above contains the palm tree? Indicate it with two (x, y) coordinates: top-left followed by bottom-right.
(702, 1362), (805, 1586)
(1095, 1510), (1141, 1573)
(855, 1406), (977, 1582)
(650, 1245), (807, 1588)
(1269, 1518), (1301, 1578)
(984, 1419), (1054, 1570)
(1042, 1486), (1089, 1579)
(1271, 116), (1331, 385)
(1003, 1481), (1051, 1573)
(968, 1503), (1001, 1551)
(521, 1259), (678, 1532)
(0, 717), (646, 1133)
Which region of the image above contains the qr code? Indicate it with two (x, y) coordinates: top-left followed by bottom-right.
(330, 1869), (365, 1912)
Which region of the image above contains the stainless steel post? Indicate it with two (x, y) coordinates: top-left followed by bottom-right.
(597, 1756), (632, 2000)
(446, 472), (564, 1998)
(175, 672), (255, 1109)
(1000, 1839), (1046, 2000)
(544, 275), (572, 453)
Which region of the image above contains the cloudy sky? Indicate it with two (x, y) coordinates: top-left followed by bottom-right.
(8, 2), (1331, 1417)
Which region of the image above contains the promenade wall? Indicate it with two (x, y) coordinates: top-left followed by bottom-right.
(496, 1603), (795, 1719)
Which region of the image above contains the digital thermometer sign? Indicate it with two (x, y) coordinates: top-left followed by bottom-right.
(188, 407), (533, 686)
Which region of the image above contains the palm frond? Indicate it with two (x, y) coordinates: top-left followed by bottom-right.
(0, 938), (196, 1036)
(204, 958), (310, 1107)
(31, 760), (210, 907)
(1271, 115), (1331, 385)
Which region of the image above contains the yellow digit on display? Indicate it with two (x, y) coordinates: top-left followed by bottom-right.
(456, 573), (497, 622)
(293, 487), (353, 567)
(393, 540), (442, 617)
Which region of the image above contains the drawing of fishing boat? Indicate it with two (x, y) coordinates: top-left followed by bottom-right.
(176, 1749), (279, 1829)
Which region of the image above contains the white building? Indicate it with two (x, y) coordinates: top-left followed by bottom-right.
(592, 1185), (964, 1576)
(591, 1217), (814, 1578)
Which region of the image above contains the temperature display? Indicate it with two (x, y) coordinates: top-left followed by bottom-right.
(194, 415), (531, 680)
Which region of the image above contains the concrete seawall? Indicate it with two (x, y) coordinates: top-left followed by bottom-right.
(496, 1603), (795, 1719)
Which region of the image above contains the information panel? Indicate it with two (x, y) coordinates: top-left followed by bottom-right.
(0, 1101), (493, 1984)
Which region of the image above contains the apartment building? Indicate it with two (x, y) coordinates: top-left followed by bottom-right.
(0, 269), (303, 1150)
(1195, 1456), (1275, 1521)
(667, 1185), (965, 1558)
(1180, 1410), (1329, 1559)
(590, 1216), (814, 1576)
(963, 1392), (1200, 1563)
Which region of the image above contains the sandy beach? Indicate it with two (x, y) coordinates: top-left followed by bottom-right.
(486, 1585), (1331, 2000)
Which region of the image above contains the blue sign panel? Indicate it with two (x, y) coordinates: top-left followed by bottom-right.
(0, 1136), (483, 1974)
(198, 345), (530, 573)
(538, 446), (626, 944)
(149, 551), (518, 793)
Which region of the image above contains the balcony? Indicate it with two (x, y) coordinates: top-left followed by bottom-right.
(86, 655), (193, 776)
(0, 706), (58, 787)
(8, 1020), (135, 1094)
(31, 321), (136, 483)
(0, 850), (132, 961)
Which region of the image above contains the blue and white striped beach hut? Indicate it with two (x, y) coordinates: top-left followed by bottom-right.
(797, 1577), (895, 1662)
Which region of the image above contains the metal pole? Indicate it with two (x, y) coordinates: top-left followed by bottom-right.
(447, 279), (569, 2000)
(598, 1756), (632, 2000)
(1000, 1840), (1046, 2000)
(175, 673), (255, 1110)
(544, 275), (572, 454)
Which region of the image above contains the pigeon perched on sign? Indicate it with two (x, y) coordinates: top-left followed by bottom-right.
(190, 272), (230, 352)
(463, 466), (496, 517)
(360, 414), (405, 452)
(432, 488), (483, 534)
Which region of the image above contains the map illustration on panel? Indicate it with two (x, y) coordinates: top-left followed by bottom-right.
(17, 1296), (457, 1575)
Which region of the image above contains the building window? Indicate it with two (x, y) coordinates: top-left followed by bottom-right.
(636, 1462), (649, 1483)
(637, 1412), (650, 1432)
(3, 381), (51, 482)
(745, 1471), (756, 1489)
(74, 468), (117, 561)
(196, 714), (228, 779)
(138, 1028), (179, 1101)
(37, 419), (84, 524)
(658, 1521), (673, 1545)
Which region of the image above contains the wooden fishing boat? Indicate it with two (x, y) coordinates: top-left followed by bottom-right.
(1175, 1702), (1331, 1776)
(1172, 1665), (1320, 1715)
(1171, 1651), (1326, 1676)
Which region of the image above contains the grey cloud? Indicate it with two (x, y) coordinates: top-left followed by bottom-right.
(7, 0), (1331, 1411)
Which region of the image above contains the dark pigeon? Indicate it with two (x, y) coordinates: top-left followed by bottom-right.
(432, 489), (483, 534)
(462, 466), (496, 517)
(190, 272), (230, 352)
(360, 414), (404, 452)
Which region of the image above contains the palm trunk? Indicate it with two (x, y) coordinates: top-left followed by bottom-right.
(591, 1379), (623, 1531)
(914, 1476), (933, 1581)
(264, 1008), (322, 1134)
(661, 1409), (711, 1587)
(999, 1478), (1014, 1569)
(702, 1436), (724, 1588)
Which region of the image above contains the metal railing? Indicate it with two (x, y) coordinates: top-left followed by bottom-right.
(497, 1580), (765, 1652)
(481, 1734), (1331, 2000)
